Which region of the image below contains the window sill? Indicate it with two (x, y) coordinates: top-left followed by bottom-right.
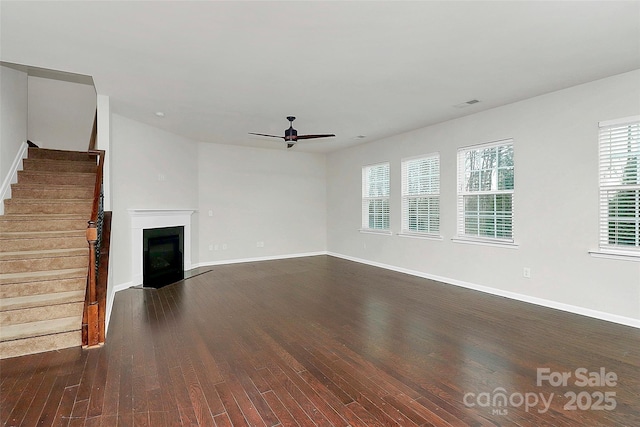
(589, 249), (640, 262)
(452, 237), (519, 249)
(398, 232), (443, 241)
(359, 229), (392, 236)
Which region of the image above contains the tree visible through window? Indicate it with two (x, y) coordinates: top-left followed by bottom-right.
(599, 117), (640, 250)
(362, 163), (390, 230)
(457, 140), (514, 241)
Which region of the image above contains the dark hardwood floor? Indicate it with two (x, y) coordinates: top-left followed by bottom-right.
(1, 255), (639, 426)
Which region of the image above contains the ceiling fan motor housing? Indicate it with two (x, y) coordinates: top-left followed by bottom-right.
(284, 126), (298, 141)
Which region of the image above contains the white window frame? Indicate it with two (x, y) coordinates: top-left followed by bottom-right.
(591, 116), (640, 261)
(455, 139), (516, 247)
(361, 162), (391, 233)
(400, 153), (440, 238)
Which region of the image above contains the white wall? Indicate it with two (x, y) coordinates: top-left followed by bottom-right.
(109, 113), (327, 290)
(27, 76), (96, 151)
(197, 143), (326, 264)
(0, 65), (28, 190)
(327, 70), (640, 323)
(110, 114), (199, 292)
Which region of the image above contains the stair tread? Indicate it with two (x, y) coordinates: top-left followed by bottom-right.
(0, 213), (89, 219)
(0, 316), (80, 342)
(0, 290), (85, 312)
(6, 199), (93, 203)
(0, 331), (81, 359)
(0, 248), (88, 260)
(12, 183), (94, 189)
(19, 169), (96, 175)
(29, 147), (95, 156)
(25, 158), (96, 164)
(0, 230), (86, 239)
(0, 268), (87, 284)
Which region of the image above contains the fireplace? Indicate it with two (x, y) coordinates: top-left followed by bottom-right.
(129, 209), (194, 288)
(143, 226), (184, 288)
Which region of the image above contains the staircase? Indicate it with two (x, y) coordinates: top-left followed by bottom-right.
(0, 147), (97, 359)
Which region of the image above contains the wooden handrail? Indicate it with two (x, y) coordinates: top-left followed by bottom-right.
(83, 107), (106, 347)
(88, 150), (105, 222)
(83, 149), (105, 347)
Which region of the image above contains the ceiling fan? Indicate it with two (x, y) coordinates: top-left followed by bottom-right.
(249, 116), (335, 148)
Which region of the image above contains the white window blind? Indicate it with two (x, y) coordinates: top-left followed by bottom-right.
(457, 140), (514, 241)
(402, 154), (440, 235)
(362, 163), (390, 230)
(599, 117), (640, 251)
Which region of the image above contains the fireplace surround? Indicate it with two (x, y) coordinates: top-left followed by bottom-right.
(129, 209), (194, 287)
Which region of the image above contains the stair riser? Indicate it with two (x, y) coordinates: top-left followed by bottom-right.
(17, 171), (96, 186)
(1, 255), (89, 274)
(0, 331), (81, 359)
(11, 186), (94, 200)
(0, 302), (83, 326)
(28, 148), (96, 162)
(0, 236), (87, 252)
(0, 268), (87, 286)
(0, 219), (87, 233)
(0, 248), (88, 261)
(0, 290), (85, 312)
(23, 159), (97, 173)
(0, 278), (86, 299)
(4, 201), (93, 216)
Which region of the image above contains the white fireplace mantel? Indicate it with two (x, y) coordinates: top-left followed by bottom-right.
(128, 209), (195, 286)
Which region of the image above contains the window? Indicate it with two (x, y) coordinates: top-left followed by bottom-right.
(401, 154), (440, 235)
(362, 163), (390, 231)
(457, 140), (514, 242)
(598, 116), (640, 252)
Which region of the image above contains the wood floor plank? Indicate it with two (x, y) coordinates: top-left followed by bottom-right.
(1, 256), (638, 426)
(212, 412), (233, 427)
(214, 381), (250, 427)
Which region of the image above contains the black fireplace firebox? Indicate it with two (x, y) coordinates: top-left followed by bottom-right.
(143, 226), (184, 288)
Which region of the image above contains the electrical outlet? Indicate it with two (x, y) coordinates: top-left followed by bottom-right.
(257, 241), (264, 247)
(222, 244), (227, 250)
(523, 267), (531, 279)
(208, 210), (213, 217)
(208, 244), (213, 251)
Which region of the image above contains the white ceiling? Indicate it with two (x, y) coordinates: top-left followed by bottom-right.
(2, 1), (639, 153)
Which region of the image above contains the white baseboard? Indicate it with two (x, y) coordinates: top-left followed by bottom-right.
(193, 251), (327, 268)
(327, 252), (640, 329)
(0, 141), (28, 214)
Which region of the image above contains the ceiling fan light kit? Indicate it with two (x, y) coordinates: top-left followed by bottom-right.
(249, 116), (335, 149)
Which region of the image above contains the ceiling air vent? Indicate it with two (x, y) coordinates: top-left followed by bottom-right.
(454, 99), (481, 109)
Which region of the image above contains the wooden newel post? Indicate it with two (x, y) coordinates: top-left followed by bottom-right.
(86, 221), (100, 347)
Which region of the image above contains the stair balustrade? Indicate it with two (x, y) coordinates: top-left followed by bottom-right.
(83, 111), (108, 347)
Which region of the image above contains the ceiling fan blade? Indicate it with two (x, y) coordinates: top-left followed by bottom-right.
(249, 132), (284, 139)
(296, 134), (336, 140)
